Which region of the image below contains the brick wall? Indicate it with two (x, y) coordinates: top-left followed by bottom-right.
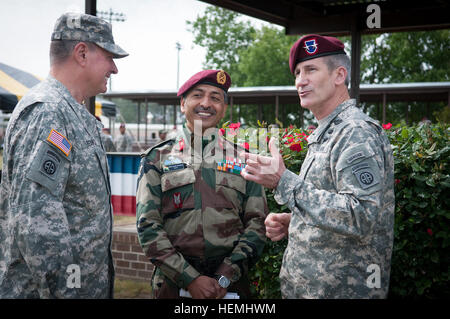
(112, 226), (154, 281)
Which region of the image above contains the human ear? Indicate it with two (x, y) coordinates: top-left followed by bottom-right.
(334, 66), (347, 86)
(73, 42), (89, 66)
(180, 97), (186, 114)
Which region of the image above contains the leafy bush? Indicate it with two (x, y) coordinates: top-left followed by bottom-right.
(223, 121), (449, 299)
(386, 122), (449, 298)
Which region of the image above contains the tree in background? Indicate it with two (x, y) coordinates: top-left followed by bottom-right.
(357, 30), (450, 124)
(187, 8), (314, 127)
(186, 6), (256, 84)
(187, 6), (449, 126)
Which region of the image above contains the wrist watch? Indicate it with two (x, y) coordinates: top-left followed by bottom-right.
(216, 275), (231, 289)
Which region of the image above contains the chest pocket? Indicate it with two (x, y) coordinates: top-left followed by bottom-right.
(160, 168), (195, 214)
(215, 170), (246, 210)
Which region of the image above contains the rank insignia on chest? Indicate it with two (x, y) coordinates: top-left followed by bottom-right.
(173, 192), (183, 209)
(216, 157), (246, 175)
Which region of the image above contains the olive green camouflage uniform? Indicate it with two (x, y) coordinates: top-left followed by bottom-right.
(0, 76), (114, 298)
(136, 126), (268, 298)
(275, 99), (395, 298)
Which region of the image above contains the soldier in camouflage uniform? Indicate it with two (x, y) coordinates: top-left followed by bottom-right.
(241, 35), (395, 298)
(0, 13), (128, 298)
(115, 123), (134, 152)
(136, 70), (268, 299)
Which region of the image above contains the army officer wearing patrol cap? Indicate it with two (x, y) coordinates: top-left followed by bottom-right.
(0, 12), (128, 298)
(241, 34), (395, 298)
(136, 69), (268, 299)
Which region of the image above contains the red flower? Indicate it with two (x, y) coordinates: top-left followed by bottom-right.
(289, 143), (302, 152)
(395, 179), (400, 185)
(427, 228), (433, 236)
(179, 138), (185, 151)
(241, 142), (249, 150)
(382, 123), (392, 130)
(219, 128), (225, 136)
(252, 281), (259, 287)
(283, 134), (294, 144)
(228, 122), (241, 129)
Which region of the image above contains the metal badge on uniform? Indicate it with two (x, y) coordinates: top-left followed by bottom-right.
(163, 156), (187, 172)
(216, 157), (246, 175)
(217, 70), (226, 85)
(173, 192), (183, 209)
(47, 129), (72, 157)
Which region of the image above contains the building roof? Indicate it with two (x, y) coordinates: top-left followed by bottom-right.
(199, 0), (450, 36)
(102, 82), (450, 105)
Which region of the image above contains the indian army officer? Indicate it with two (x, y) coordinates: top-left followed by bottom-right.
(136, 69), (268, 299)
(0, 13), (128, 298)
(241, 35), (395, 298)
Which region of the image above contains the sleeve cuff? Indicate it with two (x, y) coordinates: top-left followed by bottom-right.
(175, 264), (201, 289)
(274, 169), (303, 205)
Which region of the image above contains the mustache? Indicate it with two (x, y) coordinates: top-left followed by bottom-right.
(195, 106), (216, 114)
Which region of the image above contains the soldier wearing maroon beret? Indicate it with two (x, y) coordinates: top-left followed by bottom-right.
(241, 34), (395, 299)
(136, 69), (268, 299)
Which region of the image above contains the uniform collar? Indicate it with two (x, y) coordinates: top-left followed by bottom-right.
(47, 75), (102, 140)
(179, 123), (217, 151)
(307, 99), (355, 145)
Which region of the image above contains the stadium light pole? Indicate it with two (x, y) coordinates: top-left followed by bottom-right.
(97, 8), (126, 92)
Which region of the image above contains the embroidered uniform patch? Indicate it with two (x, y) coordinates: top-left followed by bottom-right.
(40, 149), (61, 178)
(173, 192), (183, 209)
(352, 164), (380, 190)
(47, 129), (72, 156)
(347, 151), (364, 164)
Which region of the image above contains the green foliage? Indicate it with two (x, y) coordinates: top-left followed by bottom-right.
(360, 31), (450, 84)
(186, 6), (256, 84)
(386, 122), (450, 298)
(237, 27), (297, 87)
(357, 30), (449, 124)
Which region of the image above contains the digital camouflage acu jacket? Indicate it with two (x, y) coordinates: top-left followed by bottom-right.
(136, 126), (268, 297)
(0, 76), (114, 298)
(275, 99), (395, 299)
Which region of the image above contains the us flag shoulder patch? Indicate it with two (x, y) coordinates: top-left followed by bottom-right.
(47, 129), (72, 156)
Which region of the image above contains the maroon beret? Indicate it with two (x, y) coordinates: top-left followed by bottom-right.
(177, 69), (231, 97)
(289, 34), (346, 74)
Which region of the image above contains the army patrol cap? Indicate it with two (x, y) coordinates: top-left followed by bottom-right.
(289, 34), (346, 74)
(177, 69), (231, 97)
(51, 12), (129, 58)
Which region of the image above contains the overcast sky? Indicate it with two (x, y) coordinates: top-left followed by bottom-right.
(0, 0), (273, 92)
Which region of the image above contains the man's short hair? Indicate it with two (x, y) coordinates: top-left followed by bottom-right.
(323, 54), (351, 87)
(49, 40), (97, 66)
